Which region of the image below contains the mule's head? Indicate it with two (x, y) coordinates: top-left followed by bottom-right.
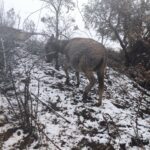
(45, 34), (69, 62)
(45, 34), (59, 62)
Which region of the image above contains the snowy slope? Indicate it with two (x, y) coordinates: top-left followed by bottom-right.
(0, 52), (150, 150)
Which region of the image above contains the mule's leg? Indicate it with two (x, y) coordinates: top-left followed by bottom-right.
(63, 61), (70, 85)
(55, 53), (59, 70)
(75, 71), (80, 87)
(96, 69), (105, 106)
(83, 71), (96, 102)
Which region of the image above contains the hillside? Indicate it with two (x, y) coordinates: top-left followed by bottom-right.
(0, 50), (150, 150)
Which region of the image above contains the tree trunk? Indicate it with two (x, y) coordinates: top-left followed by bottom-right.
(55, 11), (60, 70)
(109, 23), (130, 66)
(56, 11), (59, 39)
(1, 38), (7, 72)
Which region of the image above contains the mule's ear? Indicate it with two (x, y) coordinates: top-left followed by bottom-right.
(50, 34), (55, 41)
(51, 34), (54, 39)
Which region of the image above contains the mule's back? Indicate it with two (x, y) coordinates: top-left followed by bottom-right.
(64, 38), (106, 72)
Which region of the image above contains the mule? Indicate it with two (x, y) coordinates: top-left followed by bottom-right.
(45, 35), (107, 106)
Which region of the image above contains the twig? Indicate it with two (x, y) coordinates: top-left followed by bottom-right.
(2, 93), (18, 119)
(1, 38), (7, 73)
(31, 93), (71, 124)
(76, 0), (93, 38)
(9, 66), (24, 123)
(32, 116), (62, 150)
(102, 113), (120, 138)
(23, 4), (49, 29)
(133, 82), (150, 97)
(27, 51), (57, 73)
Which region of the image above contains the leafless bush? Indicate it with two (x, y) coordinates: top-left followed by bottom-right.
(106, 48), (125, 70)
(102, 113), (120, 139)
(25, 39), (45, 56)
(1, 67), (37, 132)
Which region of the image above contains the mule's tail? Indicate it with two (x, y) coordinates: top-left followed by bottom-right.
(96, 58), (106, 105)
(94, 58), (104, 71)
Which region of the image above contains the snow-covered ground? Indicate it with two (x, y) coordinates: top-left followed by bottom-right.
(0, 51), (150, 150)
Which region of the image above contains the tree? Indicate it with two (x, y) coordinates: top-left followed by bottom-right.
(0, 7), (35, 77)
(41, 0), (75, 70)
(84, 0), (150, 65)
(0, 8), (18, 74)
(41, 0), (75, 39)
(23, 19), (36, 33)
(0, 8), (21, 28)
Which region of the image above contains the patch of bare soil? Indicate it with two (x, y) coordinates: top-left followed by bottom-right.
(0, 126), (38, 149)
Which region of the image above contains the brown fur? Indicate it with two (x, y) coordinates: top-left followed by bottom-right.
(46, 36), (107, 106)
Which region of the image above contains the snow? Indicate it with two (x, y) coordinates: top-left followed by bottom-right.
(2, 130), (26, 150)
(0, 50), (150, 149)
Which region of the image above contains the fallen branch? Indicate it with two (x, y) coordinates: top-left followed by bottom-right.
(31, 93), (71, 124)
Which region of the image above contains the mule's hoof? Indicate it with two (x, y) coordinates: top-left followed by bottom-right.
(65, 81), (72, 86)
(95, 102), (102, 107)
(82, 95), (92, 103)
(82, 94), (88, 103)
(55, 66), (59, 70)
(76, 83), (79, 88)
(83, 98), (88, 103)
